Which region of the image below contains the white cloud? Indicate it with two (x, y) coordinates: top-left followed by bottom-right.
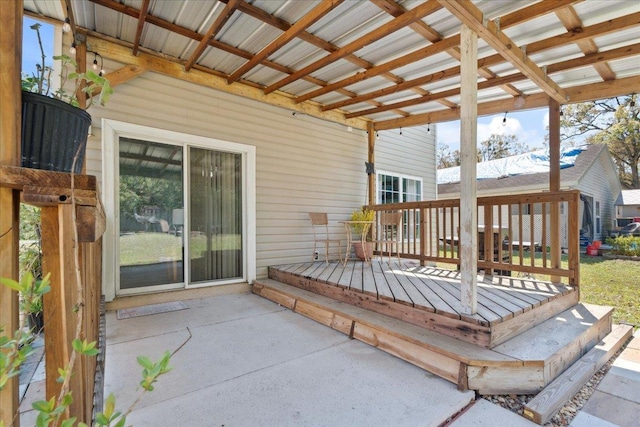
(436, 112), (548, 151)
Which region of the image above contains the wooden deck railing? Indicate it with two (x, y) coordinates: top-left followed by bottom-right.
(0, 166), (105, 424)
(366, 190), (581, 285)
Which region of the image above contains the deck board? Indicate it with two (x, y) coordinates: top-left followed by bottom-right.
(267, 259), (578, 348)
(361, 262), (377, 296)
(385, 261), (433, 310)
(371, 261), (396, 301)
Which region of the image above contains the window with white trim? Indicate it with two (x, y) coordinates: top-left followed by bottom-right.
(377, 172), (422, 204)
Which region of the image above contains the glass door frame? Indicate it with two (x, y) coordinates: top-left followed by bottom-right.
(102, 119), (256, 301)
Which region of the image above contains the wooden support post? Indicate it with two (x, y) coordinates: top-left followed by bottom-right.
(459, 24), (478, 314)
(367, 121), (376, 207)
(0, 1), (23, 425)
(549, 98), (562, 283)
(41, 205), (86, 422)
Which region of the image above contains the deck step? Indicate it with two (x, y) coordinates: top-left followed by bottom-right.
(253, 278), (622, 396)
(467, 303), (615, 394)
(253, 278), (519, 387)
(523, 324), (633, 425)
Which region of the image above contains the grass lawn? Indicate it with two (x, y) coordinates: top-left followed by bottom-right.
(119, 232), (241, 266)
(505, 252), (639, 326)
(579, 255), (640, 327)
(439, 250), (639, 326)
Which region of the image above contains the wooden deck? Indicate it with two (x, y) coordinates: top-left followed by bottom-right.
(253, 275), (630, 396)
(268, 259), (579, 348)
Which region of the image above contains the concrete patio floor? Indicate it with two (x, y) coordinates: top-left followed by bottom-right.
(105, 292), (483, 426)
(19, 289), (637, 426)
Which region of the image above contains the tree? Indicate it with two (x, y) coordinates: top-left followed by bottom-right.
(436, 144), (460, 168)
(477, 134), (529, 162)
(561, 95), (640, 188)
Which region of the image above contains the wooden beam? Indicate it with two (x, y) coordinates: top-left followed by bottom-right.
(345, 42), (640, 118)
(90, 64), (148, 97)
(459, 24), (478, 315)
(263, 0), (442, 94)
(0, 2), (22, 424)
(131, 0), (150, 56)
(498, 0), (583, 29)
(226, 0), (433, 107)
(227, 0), (343, 84)
(295, 34), (460, 104)
(549, 97), (561, 283)
(438, 0), (569, 104)
(555, 6), (616, 81)
(62, 0), (78, 38)
(184, 0), (240, 71)
(325, 11), (640, 113)
(367, 122), (375, 206)
(86, 35), (370, 130)
(373, 74), (640, 130)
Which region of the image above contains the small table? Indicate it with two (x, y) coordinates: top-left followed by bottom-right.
(340, 221), (375, 264)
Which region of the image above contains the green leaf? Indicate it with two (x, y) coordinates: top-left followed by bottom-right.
(114, 416), (127, 427)
(137, 355), (153, 370)
(61, 418), (77, 427)
(32, 397), (54, 412)
(0, 277), (22, 292)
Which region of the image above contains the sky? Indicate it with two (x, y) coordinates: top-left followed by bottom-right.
(22, 17), (55, 76)
(436, 108), (551, 153)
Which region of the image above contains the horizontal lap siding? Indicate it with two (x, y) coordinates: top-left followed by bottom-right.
(575, 153), (620, 239)
(375, 126), (436, 200)
(85, 70), (368, 279)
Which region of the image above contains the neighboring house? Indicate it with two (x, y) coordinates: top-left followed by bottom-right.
(437, 144), (621, 247)
(95, 71), (436, 302)
(615, 189), (640, 226)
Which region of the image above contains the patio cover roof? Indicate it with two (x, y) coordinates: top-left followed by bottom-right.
(23, 0), (640, 131)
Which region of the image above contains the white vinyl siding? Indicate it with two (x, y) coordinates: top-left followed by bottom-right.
(81, 65), (436, 291)
(375, 126), (436, 201)
(577, 154), (619, 239)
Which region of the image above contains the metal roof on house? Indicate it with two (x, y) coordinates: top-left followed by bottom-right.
(438, 144), (608, 195)
(616, 189), (640, 206)
(22, 0), (640, 131)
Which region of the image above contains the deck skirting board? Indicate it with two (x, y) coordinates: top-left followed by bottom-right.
(269, 267), (492, 348)
(252, 278), (623, 397)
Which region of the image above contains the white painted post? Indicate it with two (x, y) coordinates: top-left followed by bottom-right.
(459, 24), (478, 314)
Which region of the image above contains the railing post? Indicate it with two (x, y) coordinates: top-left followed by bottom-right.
(41, 205), (87, 422)
(420, 207), (426, 266)
(0, 1), (23, 425)
(483, 204), (493, 274)
(568, 191), (580, 286)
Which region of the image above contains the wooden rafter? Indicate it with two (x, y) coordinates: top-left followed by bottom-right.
(87, 0), (411, 116)
(131, 0), (150, 56)
(345, 42), (640, 119)
(328, 8), (640, 115)
(62, 0), (640, 128)
(86, 35), (371, 130)
(62, 0), (78, 37)
(184, 0), (240, 72)
(227, 0), (343, 84)
(438, 0), (568, 103)
(374, 74), (640, 130)
(263, 0), (442, 95)
(555, 5), (616, 81)
(295, 34), (460, 104)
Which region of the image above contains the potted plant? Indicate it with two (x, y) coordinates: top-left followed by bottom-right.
(350, 208), (375, 260)
(21, 23), (113, 173)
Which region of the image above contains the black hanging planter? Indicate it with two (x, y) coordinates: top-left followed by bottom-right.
(21, 91), (92, 174)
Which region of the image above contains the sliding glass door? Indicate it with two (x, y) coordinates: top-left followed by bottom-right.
(117, 139), (244, 293)
(189, 148), (243, 284)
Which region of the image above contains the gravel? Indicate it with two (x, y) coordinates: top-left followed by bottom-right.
(481, 344), (627, 426)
